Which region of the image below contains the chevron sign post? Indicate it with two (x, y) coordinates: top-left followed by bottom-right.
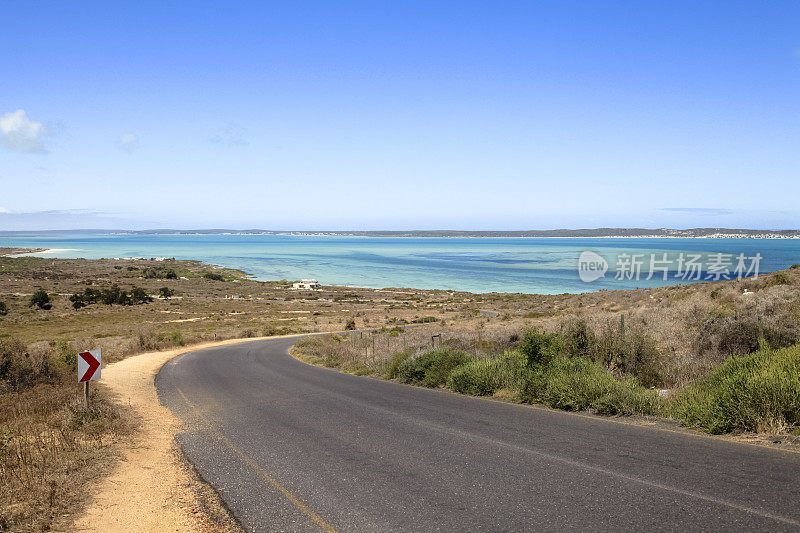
(78, 349), (101, 408)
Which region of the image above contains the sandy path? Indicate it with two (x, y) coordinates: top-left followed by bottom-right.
(73, 337), (289, 532)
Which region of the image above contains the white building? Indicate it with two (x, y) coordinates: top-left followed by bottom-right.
(292, 279), (321, 290)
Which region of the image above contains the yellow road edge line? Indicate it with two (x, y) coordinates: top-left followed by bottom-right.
(176, 387), (337, 533)
(288, 345), (800, 457)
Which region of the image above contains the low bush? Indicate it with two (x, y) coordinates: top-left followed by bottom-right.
(141, 267), (177, 279)
(671, 344), (800, 434)
(130, 287), (153, 304)
(0, 301), (8, 316)
(202, 271), (224, 281)
(529, 358), (616, 411)
(447, 351), (525, 396)
(0, 338), (54, 391)
(695, 315), (800, 359)
(765, 271), (792, 287)
(55, 339), (77, 367)
(521, 357), (660, 416)
(519, 328), (558, 369)
(293, 334), (359, 369)
(383, 348), (414, 379)
(29, 289), (51, 310)
(262, 323), (296, 336)
(591, 378), (662, 416)
(160, 329), (185, 346)
(396, 348), (474, 387)
(70, 288), (102, 309)
(136, 327), (160, 351)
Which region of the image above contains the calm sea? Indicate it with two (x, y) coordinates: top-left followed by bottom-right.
(1, 233), (799, 294)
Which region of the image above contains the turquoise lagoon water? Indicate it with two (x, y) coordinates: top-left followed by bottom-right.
(1, 233), (799, 294)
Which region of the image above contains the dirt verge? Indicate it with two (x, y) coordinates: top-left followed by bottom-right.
(72, 337), (288, 532)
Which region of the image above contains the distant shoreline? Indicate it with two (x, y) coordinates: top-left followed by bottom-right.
(0, 247), (48, 256)
(129, 233), (800, 239)
(3, 228), (800, 239)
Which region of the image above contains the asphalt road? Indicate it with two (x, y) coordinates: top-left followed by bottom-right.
(156, 338), (800, 532)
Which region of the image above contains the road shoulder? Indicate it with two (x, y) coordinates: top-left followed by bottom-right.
(72, 338), (286, 532)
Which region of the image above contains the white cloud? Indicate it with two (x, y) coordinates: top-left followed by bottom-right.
(0, 109), (49, 153)
(210, 124), (248, 146)
(118, 133), (139, 152)
(0, 207), (10, 214)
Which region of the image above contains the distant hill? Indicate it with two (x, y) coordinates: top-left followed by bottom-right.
(2, 228), (799, 238)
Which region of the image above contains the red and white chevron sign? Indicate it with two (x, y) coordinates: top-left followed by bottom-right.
(78, 349), (101, 382)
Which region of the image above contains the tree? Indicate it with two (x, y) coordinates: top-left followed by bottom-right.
(30, 290), (52, 310)
(101, 285), (122, 306)
(158, 287), (174, 299)
(69, 293), (87, 310)
(81, 288), (102, 304)
(0, 301), (8, 316)
(116, 290), (132, 306)
(130, 287), (153, 304)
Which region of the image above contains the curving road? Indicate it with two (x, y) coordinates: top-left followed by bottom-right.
(156, 337), (800, 532)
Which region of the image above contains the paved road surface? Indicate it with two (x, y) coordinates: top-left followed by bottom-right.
(156, 338), (800, 532)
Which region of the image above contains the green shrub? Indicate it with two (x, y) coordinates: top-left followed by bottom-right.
(142, 267), (177, 279)
(158, 287), (174, 299)
(397, 348), (473, 387)
(130, 287), (153, 304)
(70, 288), (102, 309)
(592, 319), (662, 387)
(517, 355), (660, 416)
(383, 349), (414, 379)
(55, 340), (77, 367)
(29, 289), (51, 310)
(593, 378), (661, 416)
(615, 329), (662, 388)
(69, 293), (87, 309)
(447, 351), (525, 396)
(519, 328), (558, 369)
(0, 301), (7, 316)
(203, 271), (224, 281)
(344, 318), (356, 330)
(160, 329), (185, 346)
(671, 344), (800, 434)
(560, 318), (594, 359)
(537, 358), (616, 411)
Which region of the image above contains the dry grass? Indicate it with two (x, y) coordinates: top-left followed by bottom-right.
(0, 342), (131, 530)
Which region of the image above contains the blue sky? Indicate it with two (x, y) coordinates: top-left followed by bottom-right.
(1, 1), (799, 230)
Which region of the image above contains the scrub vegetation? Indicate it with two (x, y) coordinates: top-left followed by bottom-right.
(292, 265), (800, 439)
(2, 250), (800, 527)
